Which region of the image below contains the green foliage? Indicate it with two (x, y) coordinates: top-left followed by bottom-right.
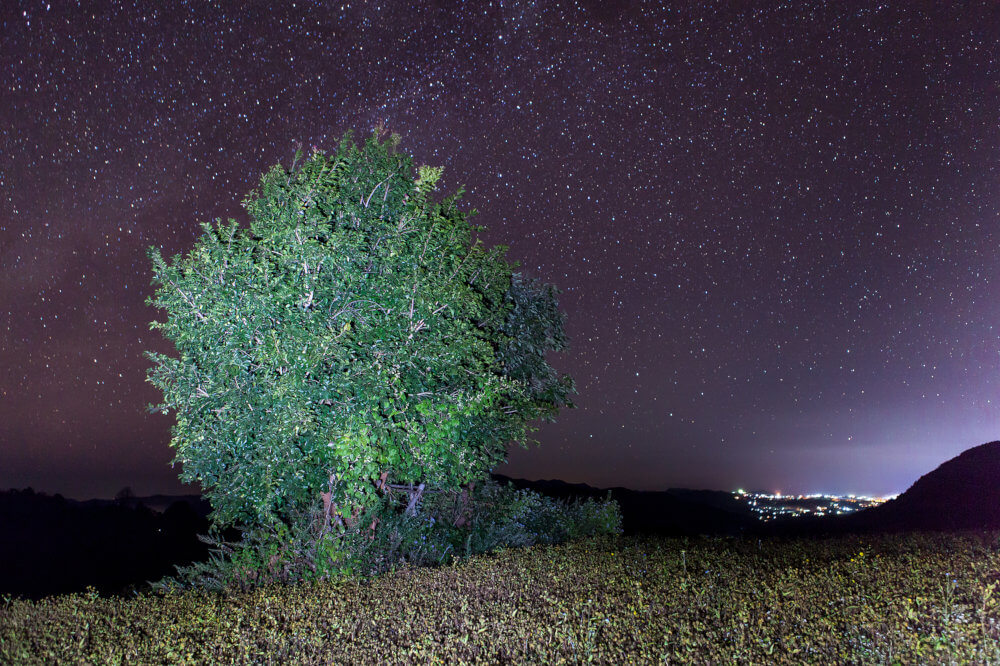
(4, 532), (999, 663)
(145, 131), (573, 536)
(457, 482), (622, 555)
(154, 509), (326, 593)
(156, 480), (622, 590)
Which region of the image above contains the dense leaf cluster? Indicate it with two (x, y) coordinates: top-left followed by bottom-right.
(146, 132), (572, 531)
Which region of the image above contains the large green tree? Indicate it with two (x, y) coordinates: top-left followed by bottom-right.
(146, 131), (573, 535)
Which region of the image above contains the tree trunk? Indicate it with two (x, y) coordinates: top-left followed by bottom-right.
(453, 481), (475, 528)
(404, 483), (426, 517)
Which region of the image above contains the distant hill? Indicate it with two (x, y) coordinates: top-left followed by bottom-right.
(0, 488), (211, 599)
(7, 443), (994, 599)
(499, 442), (1000, 536)
(77, 494), (210, 516)
(491, 474), (756, 536)
(841, 441), (1000, 532)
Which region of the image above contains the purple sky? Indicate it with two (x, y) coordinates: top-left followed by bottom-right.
(3, 1), (999, 499)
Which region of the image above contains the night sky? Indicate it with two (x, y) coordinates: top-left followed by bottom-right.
(3, 1), (999, 500)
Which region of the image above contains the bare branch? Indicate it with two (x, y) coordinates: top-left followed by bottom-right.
(404, 483), (426, 517)
(164, 275), (209, 323)
(363, 173), (395, 208)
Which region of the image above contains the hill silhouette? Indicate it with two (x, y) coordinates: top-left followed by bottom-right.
(0, 489), (211, 599)
(491, 474), (755, 536)
(499, 442), (1000, 536)
(841, 440), (1000, 532)
(5, 443), (996, 598)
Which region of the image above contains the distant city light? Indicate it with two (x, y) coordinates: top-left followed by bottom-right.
(733, 490), (895, 522)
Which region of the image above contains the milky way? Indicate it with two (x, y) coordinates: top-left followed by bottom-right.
(3, 1), (999, 498)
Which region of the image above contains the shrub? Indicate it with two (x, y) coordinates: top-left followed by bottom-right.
(460, 482), (622, 555)
(155, 479), (621, 590)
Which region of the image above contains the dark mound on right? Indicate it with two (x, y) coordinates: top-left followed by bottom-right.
(844, 441), (1000, 532)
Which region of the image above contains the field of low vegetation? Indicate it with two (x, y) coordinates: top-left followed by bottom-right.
(3, 531), (998, 663)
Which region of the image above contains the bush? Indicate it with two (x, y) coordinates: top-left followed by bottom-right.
(156, 479), (621, 591)
(155, 507), (324, 593)
(460, 482), (622, 555)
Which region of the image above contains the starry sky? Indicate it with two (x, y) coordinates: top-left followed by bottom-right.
(3, 1), (999, 500)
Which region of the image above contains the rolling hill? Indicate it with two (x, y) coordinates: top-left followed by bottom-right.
(842, 440), (1000, 531)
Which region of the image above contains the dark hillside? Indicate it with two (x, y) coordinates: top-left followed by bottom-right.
(500, 441), (1000, 537)
(765, 441), (1000, 536)
(844, 441), (1000, 532)
(492, 474), (755, 535)
(0, 489), (211, 599)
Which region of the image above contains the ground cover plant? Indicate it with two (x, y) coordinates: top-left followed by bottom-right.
(3, 531), (997, 663)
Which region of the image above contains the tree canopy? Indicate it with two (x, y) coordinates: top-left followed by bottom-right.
(146, 131), (573, 531)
